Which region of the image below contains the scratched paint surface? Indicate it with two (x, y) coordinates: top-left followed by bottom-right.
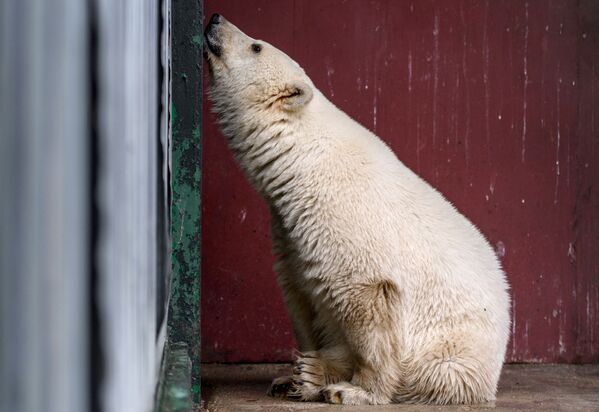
(170, 0), (203, 402)
(202, 0), (599, 363)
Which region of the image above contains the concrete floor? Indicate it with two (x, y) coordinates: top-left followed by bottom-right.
(201, 363), (599, 411)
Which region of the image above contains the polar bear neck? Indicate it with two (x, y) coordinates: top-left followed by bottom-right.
(228, 112), (307, 200)
(215, 87), (389, 245)
(215, 89), (337, 201)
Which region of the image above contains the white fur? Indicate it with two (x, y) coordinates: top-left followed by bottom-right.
(205, 16), (510, 405)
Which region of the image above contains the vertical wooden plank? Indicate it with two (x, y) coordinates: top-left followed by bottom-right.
(575, 0), (599, 363)
(170, 0), (203, 405)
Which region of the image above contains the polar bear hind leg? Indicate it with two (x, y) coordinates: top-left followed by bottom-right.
(394, 338), (498, 405)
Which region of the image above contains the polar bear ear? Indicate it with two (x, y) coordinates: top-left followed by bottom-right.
(279, 81), (313, 112)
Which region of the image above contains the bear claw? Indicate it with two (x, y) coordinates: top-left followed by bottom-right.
(267, 376), (293, 397)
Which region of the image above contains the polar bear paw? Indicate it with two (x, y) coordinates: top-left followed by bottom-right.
(267, 351), (328, 401)
(321, 382), (372, 405)
(267, 375), (293, 398)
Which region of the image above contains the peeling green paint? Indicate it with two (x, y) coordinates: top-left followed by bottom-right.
(191, 34), (202, 46)
(192, 126), (200, 140)
(158, 0), (203, 409)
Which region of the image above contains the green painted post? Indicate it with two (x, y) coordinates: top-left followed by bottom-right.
(159, 0), (203, 409)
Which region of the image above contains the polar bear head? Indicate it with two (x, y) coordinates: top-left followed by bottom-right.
(204, 14), (315, 133)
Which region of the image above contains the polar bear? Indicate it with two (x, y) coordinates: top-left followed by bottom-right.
(204, 14), (510, 405)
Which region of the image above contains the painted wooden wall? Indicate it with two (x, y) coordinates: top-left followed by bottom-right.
(202, 0), (599, 363)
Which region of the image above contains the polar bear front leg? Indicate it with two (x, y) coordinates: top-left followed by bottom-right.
(322, 279), (402, 405)
(276, 269), (318, 352)
(271, 214), (319, 352)
(267, 263), (322, 399)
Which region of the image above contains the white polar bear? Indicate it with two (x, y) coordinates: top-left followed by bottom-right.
(204, 14), (510, 406)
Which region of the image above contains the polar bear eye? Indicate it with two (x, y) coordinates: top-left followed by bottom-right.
(251, 43), (262, 54)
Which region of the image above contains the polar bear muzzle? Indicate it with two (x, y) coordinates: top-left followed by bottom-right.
(204, 13), (223, 57)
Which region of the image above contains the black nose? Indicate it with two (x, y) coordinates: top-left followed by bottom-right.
(210, 14), (221, 25)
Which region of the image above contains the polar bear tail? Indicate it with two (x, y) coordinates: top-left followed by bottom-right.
(393, 341), (499, 405)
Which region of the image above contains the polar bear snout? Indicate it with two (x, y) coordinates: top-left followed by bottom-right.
(209, 13), (222, 25)
(204, 13), (225, 57)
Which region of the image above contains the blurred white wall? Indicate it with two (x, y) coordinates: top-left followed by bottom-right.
(0, 1), (171, 411)
(0, 1), (90, 411)
(96, 1), (167, 411)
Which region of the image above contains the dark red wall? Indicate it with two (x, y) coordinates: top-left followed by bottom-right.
(201, 0), (599, 363)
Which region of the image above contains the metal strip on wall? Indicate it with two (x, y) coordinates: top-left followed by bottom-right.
(168, 0), (203, 406)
